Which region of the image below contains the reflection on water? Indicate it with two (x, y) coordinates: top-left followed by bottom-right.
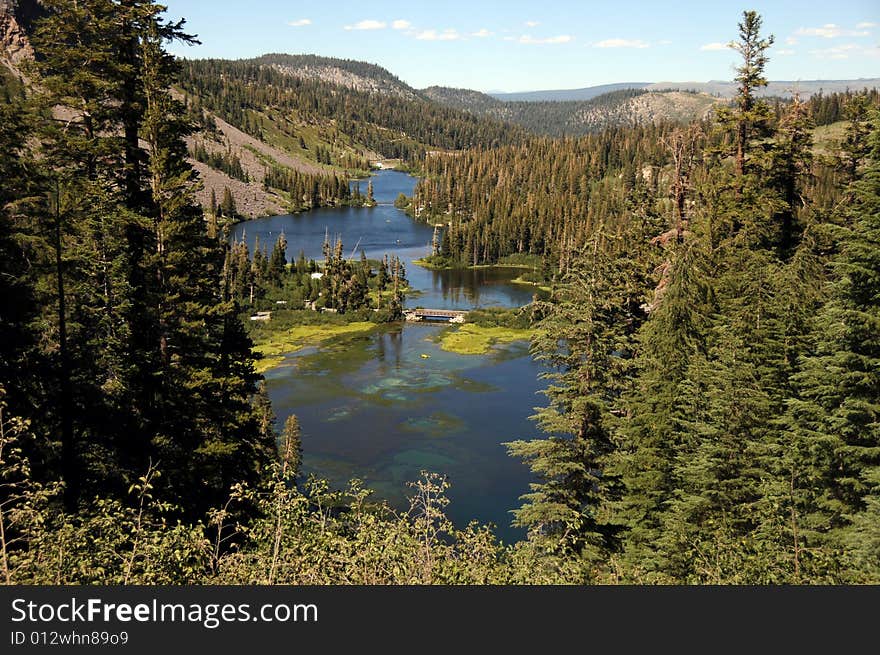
(230, 171), (539, 310)
(240, 170), (545, 543)
(265, 324), (541, 543)
(413, 265), (541, 310)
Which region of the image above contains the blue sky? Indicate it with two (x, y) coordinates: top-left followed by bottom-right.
(164, 1), (880, 92)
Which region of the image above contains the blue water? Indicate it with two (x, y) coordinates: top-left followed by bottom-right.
(231, 170), (538, 310)
(234, 170), (545, 543)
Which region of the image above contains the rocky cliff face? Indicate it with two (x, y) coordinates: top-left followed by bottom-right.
(1, 0), (45, 66)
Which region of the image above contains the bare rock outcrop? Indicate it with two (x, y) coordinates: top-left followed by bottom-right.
(0, 0), (45, 66)
(270, 63), (419, 100)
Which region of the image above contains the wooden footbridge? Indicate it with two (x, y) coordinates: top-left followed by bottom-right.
(404, 308), (467, 323)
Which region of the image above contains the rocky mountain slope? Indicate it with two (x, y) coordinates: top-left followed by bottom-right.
(0, 10), (384, 218)
(573, 90), (720, 130)
(250, 53), (420, 100)
(184, 112), (330, 219)
(0, 0), (44, 67)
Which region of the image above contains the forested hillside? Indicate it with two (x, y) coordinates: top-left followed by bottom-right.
(164, 54), (528, 217)
(491, 82), (652, 102)
(0, 3), (877, 585)
(496, 13), (878, 582)
(1, 0), (279, 524)
(407, 87), (874, 271)
(423, 87), (722, 135)
(407, 12), (880, 582)
(177, 57), (525, 162)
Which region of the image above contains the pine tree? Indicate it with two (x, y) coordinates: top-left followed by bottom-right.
(0, 94), (40, 444)
(220, 186), (237, 217)
(785, 112), (880, 580)
(614, 239), (715, 579)
(377, 254), (389, 293)
(31, 0), (148, 506)
(280, 415), (303, 480)
(840, 95), (873, 184)
(768, 95), (815, 252)
(136, 13), (276, 518)
(26, 0), (276, 516)
(506, 231), (649, 563)
(253, 381), (278, 454)
(269, 232), (288, 286)
(725, 10), (775, 183)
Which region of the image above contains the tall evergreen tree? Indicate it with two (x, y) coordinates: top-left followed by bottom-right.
(280, 415), (303, 480)
(31, 0), (144, 506)
(268, 232), (288, 286)
(23, 0), (276, 516)
(137, 13), (275, 516)
(724, 10), (775, 183)
(0, 95), (40, 443)
(768, 95), (815, 252)
(506, 229), (651, 564)
(614, 239), (715, 579)
(785, 112), (880, 581)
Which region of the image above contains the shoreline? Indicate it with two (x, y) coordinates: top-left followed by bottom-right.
(229, 167), (411, 224)
(412, 258), (537, 272)
(231, 197), (380, 224)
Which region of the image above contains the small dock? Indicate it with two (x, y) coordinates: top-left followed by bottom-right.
(404, 309), (467, 323)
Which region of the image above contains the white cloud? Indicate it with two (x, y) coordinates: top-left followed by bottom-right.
(594, 38), (649, 48)
(288, 19), (311, 27)
(856, 22), (877, 29)
(700, 41), (730, 51)
(797, 23), (841, 38)
(502, 35), (516, 41)
(392, 19), (411, 30)
(795, 23), (869, 38)
(415, 29), (461, 41)
(786, 36), (798, 45)
(809, 43), (880, 59)
(520, 34), (574, 44)
(471, 28), (493, 38)
(525, 20), (540, 28)
(776, 49), (796, 56)
(657, 39), (673, 46)
(344, 19), (386, 31)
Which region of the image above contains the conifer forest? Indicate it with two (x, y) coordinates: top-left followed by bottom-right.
(0, 2), (878, 584)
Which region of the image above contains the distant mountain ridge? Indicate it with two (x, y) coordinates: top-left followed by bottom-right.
(491, 82), (652, 102)
(4, 10), (877, 141)
(490, 78), (880, 102)
(424, 86), (721, 136)
(647, 79), (880, 99)
(420, 77), (880, 136)
(422, 86), (506, 113)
